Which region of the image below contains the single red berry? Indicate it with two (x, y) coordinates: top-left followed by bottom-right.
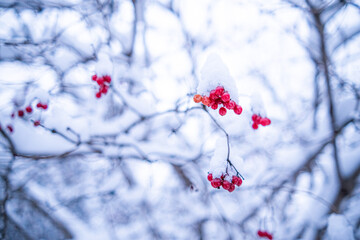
(101, 85), (109, 94)
(234, 105), (243, 115)
(221, 92), (230, 102)
(219, 107), (227, 116)
(41, 104), (48, 110)
(18, 110), (24, 117)
(193, 94), (202, 103)
(252, 114), (257, 122)
(263, 118), (271, 126)
(209, 90), (217, 100)
(97, 77), (104, 86)
(211, 178), (222, 188)
(265, 232), (273, 240)
(252, 123), (258, 129)
(232, 176), (243, 187)
(257, 230), (266, 237)
(95, 92), (102, 98)
(92, 74), (97, 81)
(228, 183), (235, 192)
(222, 180), (231, 190)
(202, 96), (211, 106)
(226, 100), (236, 110)
(25, 106), (33, 113)
(211, 102), (218, 110)
(34, 120), (40, 127)
(6, 125), (13, 133)
(36, 103), (42, 108)
(103, 75), (111, 83)
(207, 173), (213, 181)
(215, 86), (224, 96)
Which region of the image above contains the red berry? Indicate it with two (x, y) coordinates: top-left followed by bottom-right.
(207, 173), (213, 181)
(25, 106), (32, 113)
(41, 104), (48, 110)
(92, 74), (97, 81)
(34, 120), (40, 127)
(209, 90), (217, 100)
(11, 113), (15, 118)
(222, 180), (231, 190)
(6, 125), (13, 133)
(219, 107), (227, 116)
(252, 114), (257, 122)
(211, 102), (218, 110)
(226, 100), (236, 110)
(252, 123), (258, 129)
(265, 233), (273, 240)
(228, 183), (235, 192)
(97, 77), (104, 86)
(18, 110), (24, 117)
(193, 94), (202, 103)
(211, 178), (222, 188)
(215, 86), (224, 96)
(257, 230), (266, 237)
(101, 85), (109, 94)
(103, 75), (111, 83)
(202, 96), (211, 106)
(221, 92), (230, 102)
(234, 105), (243, 115)
(263, 118), (271, 126)
(36, 103), (42, 108)
(95, 92), (102, 98)
(232, 176), (243, 187)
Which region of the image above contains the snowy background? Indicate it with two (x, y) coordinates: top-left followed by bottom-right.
(0, 0), (359, 239)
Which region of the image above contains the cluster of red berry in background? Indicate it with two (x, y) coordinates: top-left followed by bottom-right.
(207, 173), (243, 192)
(257, 230), (273, 239)
(193, 86), (243, 116)
(92, 74), (111, 98)
(3, 101), (48, 133)
(251, 114), (271, 130)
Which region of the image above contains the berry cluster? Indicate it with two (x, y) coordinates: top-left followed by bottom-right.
(92, 74), (111, 98)
(207, 173), (243, 192)
(257, 230), (273, 240)
(193, 86), (242, 116)
(252, 114), (271, 130)
(6, 101), (49, 133)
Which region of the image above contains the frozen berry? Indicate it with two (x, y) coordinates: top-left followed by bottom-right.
(211, 102), (218, 110)
(211, 178), (222, 188)
(228, 183), (235, 192)
(33, 120), (40, 127)
(209, 90), (217, 100)
(95, 92), (102, 98)
(219, 107), (227, 116)
(18, 110), (24, 117)
(257, 230), (266, 237)
(97, 77), (104, 86)
(232, 176), (243, 187)
(222, 180), (231, 190)
(41, 104), (48, 110)
(202, 96), (211, 106)
(103, 75), (111, 83)
(234, 105), (243, 115)
(101, 85), (109, 94)
(6, 125), (13, 133)
(36, 103), (42, 108)
(221, 92), (230, 102)
(193, 94), (202, 103)
(207, 173), (213, 181)
(92, 75), (97, 81)
(25, 106), (33, 113)
(226, 100), (236, 110)
(265, 233), (273, 240)
(263, 118), (271, 126)
(215, 86), (224, 96)
(252, 123), (258, 129)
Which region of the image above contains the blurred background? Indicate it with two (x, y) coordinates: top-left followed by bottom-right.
(0, 0), (359, 239)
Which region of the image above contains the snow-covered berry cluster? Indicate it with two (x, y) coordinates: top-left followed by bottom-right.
(207, 173), (243, 192)
(257, 230), (273, 240)
(251, 114), (271, 130)
(193, 86), (242, 116)
(92, 74), (111, 98)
